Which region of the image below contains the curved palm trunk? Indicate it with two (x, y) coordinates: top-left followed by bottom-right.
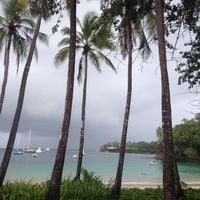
(155, 1), (183, 199)
(45, 0), (77, 199)
(0, 33), (12, 114)
(0, 11), (43, 187)
(174, 159), (184, 198)
(74, 53), (88, 180)
(111, 23), (133, 199)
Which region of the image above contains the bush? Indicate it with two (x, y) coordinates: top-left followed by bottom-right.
(1, 171), (200, 200)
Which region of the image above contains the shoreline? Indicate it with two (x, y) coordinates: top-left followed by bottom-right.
(120, 181), (200, 189)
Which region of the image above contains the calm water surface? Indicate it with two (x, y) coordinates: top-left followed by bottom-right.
(0, 149), (200, 183)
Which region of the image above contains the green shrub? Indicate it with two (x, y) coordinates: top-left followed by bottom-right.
(1, 171), (200, 200)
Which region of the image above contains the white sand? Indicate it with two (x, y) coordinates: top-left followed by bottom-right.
(120, 181), (200, 189)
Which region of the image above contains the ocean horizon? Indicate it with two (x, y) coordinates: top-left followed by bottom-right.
(1, 149), (200, 184)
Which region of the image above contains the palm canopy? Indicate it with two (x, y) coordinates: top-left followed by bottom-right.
(54, 11), (116, 82)
(0, 0), (48, 71)
(101, 0), (156, 60)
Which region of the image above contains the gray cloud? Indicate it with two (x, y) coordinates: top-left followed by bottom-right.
(0, 1), (198, 150)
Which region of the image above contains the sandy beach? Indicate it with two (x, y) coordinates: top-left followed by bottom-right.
(121, 181), (200, 189)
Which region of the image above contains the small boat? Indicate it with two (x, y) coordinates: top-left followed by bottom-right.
(45, 147), (50, 152)
(150, 160), (159, 165)
(13, 150), (23, 155)
(24, 149), (36, 153)
(32, 153), (39, 158)
(36, 147), (42, 153)
(73, 154), (78, 158)
(72, 150), (87, 158)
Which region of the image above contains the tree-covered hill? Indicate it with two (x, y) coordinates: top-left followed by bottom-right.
(100, 141), (159, 154)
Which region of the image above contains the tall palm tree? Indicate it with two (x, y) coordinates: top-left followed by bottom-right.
(0, 0), (47, 114)
(101, 1), (156, 198)
(54, 12), (116, 180)
(0, 0), (48, 188)
(45, 0), (77, 199)
(155, 0), (179, 199)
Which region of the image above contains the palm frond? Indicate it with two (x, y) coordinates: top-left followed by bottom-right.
(76, 17), (83, 34)
(81, 12), (98, 41)
(3, 0), (24, 22)
(61, 27), (70, 35)
(20, 18), (35, 29)
(54, 47), (70, 66)
(12, 33), (29, 73)
(88, 51), (101, 73)
(96, 50), (116, 73)
(137, 22), (152, 60)
(0, 16), (7, 26)
(37, 32), (49, 45)
(91, 21), (114, 50)
(0, 27), (7, 52)
(34, 46), (38, 63)
(145, 12), (156, 39)
(58, 38), (70, 47)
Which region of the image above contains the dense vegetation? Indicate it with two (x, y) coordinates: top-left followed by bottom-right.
(0, 170), (200, 200)
(101, 114), (200, 162)
(157, 114), (200, 162)
(100, 141), (159, 154)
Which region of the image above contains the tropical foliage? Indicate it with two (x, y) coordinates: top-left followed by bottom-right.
(164, 0), (200, 88)
(0, 174), (200, 200)
(0, 0), (48, 114)
(156, 114), (200, 162)
(100, 141), (159, 153)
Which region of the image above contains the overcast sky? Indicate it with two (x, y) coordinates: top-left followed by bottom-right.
(0, 1), (198, 150)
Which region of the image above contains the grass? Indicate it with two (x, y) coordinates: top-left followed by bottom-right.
(0, 169), (200, 200)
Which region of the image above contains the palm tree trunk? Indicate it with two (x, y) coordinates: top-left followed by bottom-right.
(45, 0), (77, 199)
(0, 33), (12, 114)
(74, 53), (88, 180)
(174, 159), (184, 199)
(111, 23), (133, 199)
(0, 11), (43, 188)
(155, 0), (181, 199)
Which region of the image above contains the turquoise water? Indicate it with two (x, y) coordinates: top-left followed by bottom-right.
(0, 149), (200, 183)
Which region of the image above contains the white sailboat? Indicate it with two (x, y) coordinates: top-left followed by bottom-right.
(72, 149), (87, 158)
(24, 130), (35, 153)
(45, 147), (50, 152)
(36, 147), (42, 153)
(13, 133), (24, 155)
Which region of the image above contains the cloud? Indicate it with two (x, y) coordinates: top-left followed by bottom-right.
(0, 1), (198, 150)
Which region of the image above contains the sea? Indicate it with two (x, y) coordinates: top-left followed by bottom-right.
(0, 149), (200, 183)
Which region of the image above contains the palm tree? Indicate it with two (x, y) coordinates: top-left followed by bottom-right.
(0, 0), (48, 188)
(54, 12), (116, 180)
(155, 0), (181, 199)
(0, 0), (47, 114)
(101, 1), (156, 198)
(45, 0), (77, 199)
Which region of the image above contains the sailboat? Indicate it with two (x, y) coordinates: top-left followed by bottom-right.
(13, 133), (24, 155)
(35, 147), (42, 153)
(72, 149), (87, 158)
(45, 147), (50, 152)
(24, 130), (36, 153)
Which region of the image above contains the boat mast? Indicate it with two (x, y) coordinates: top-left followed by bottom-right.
(27, 130), (31, 150)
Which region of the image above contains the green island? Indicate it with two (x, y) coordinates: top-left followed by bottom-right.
(100, 141), (160, 154)
(100, 115), (200, 163)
